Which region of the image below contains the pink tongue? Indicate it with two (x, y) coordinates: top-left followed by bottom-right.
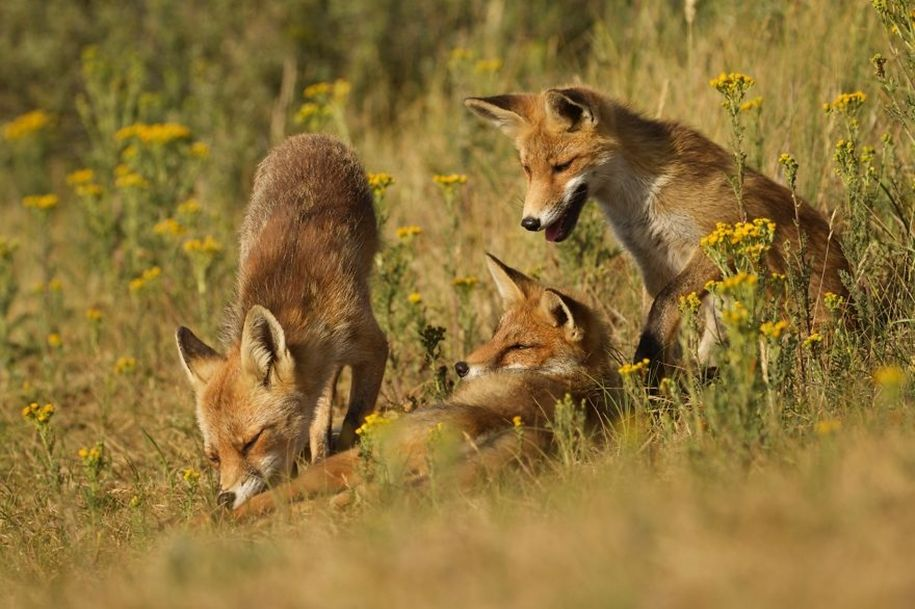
(545, 222), (564, 243)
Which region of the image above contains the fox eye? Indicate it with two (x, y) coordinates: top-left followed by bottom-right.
(551, 159), (574, 173)
(241, 429), (264, 455)
(509, 343), (532, 351)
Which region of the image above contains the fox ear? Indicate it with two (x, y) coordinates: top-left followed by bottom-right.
(544, 88), (596, 131)
(486, 253), (536, 308)
(464, 94), (532, 137)
(241, 305), (294, 385)
(176, 327), (224, 390)
(539, 289), (583, 341)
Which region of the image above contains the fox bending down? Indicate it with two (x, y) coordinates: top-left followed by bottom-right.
(229, 254), (619, 520)
(176, 134), (387, 510)
(465, 86), (850, 373)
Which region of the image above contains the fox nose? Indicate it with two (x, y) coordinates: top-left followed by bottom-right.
(454, 361), (470, 378)
(520, 216), (541, 231)
(217, 491), (236, 510)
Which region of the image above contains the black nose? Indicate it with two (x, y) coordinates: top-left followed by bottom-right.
(454, 361), (469, 377)
(217, 491), (236, 509)
(520, 217), (541, 231)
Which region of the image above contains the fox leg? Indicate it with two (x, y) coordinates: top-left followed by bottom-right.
(338, 321), (388, 450)
(233, 448), (363, 520)
(633, 248), (720, 381)
(308, 366), (341, 461)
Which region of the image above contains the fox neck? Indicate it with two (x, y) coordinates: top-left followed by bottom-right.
(588, 106), (700, 296)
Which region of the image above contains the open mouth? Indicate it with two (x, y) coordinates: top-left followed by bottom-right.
(544, 183), (588, 243)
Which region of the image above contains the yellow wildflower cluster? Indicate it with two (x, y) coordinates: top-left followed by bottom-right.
(78, 442), (105, 469)
(618, 358), (650, 377)
(2, 110), (51, 141)
(709, 72), (755, 100)
(452, 275), (478, 289)
(183, 235), (222, 255)
(823, 91), (866, 115)
(407, 292), (423, 305)
(85, 307), (103, 322)
(803, 332), (823, 348)
(22, 402), (55, 425)
(115, 171), (149, 189)
(22, 194), (59, 210)
(153, 218), (186, 237)
(678, 291), (702, 312)
(47, 333), (62, 348)
(873, 365), (906, 389)
(355, 412), (397, 437)
(778, 152), (799, 176)
(295, 103), (331, 123)
(700, 218), (776, 259)
(721, 301), (750, 326)
(708, 271), (759, 296)
(823, 292), (845, 313)
(303, 79), (351, 100)
(512, 415), (523, 428)
(759, 320), (789, 340)
(115, 122), (191, 144)
(815, 419), (842, 436)
(129, 266), (162, 292)
(177, 198), (202, 217)
(367, 172), (395, 196)
(181, 467), (201, 484)
(66, 169), (95, 186)
(433, 173), (468, 188)
(739, 96), (763, 112)
(449, 47), (474, 63)
(473, 59), (503, 74)
(190, 141), (210, 158)
(395, 225), (423, 240)
(113, 356), (137, 375)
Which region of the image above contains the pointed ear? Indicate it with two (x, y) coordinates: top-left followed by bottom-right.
(241, 305), (294, 384)
(544, 88), (596, 131)
(539, 289), (583, 341)
(176, 327), (224, 390)
(486, 253), (536, 308)
(464, 94), (532, 137)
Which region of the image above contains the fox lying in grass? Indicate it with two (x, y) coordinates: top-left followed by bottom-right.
(226, 254), (620, 520)
(465, 86), (850, 376)
(176, 134), (387, 510)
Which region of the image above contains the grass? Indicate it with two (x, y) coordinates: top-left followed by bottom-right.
(1, 0), (914, 607)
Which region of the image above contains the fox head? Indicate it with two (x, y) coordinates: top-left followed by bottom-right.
(454, 254), (609, 380)
(176, 305), (311, 510)
(464, 87), (615, 243)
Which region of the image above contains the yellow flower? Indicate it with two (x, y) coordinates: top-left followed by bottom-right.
(47, 333), (62, 349)
(22, 402), (55, 426)
(115, 172), (149, 189)
(678, 291), (702, 312)
(823, 91), (867, 115)
(129, 266), (162, 293)
(66, 169), (95, 186)
(190, 141), (210, 158)
(22, 194), (59, 210)
(177, 198), (202, 217)
(114, 163), (131, 177)
(395, 225), (423, 240)
(75, 183), (103, 198)
(115, 122), (191, 144)
(121, 144), (138, 160)
(473, 58), (503, 74)
(182, 235), (222, 255)
(181, 467), (201, 484)
(759, 320), (789, 340)
(407, 292), (423, 305)
(78, 442), (105, 469)
(449, 47), (474, 63)
(815, 419), (842, 436)
(803, 332), (823, 348)
(739, 96), (763, 112)
(721, 301), (750, 326)
(367, 172), (395, 196)
(618, 358), (650, 377)
(355, 412), (396, 436)
(113, 356), (137, 375)
(48, 277), (63, 292)
(153, 218), (186, 237)
(433, 173), (468, 188)
(873, 365), (906, 389)
(512, 415), (523, 428)
(718, 271), (759, 294)
(709, 72), (756, 100)
(823, 292), (845, 312)
(452, 275), (478, 289)
(85, 307), (103, 322)
(303, 82), (333, 98)
(2, 110), (51, 141)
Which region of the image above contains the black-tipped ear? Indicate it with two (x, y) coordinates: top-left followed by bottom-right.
(485, 253), (536, 308)
(539, 289), (583, 341)
(240, 305), (294, 384)
(544, 88), (596, 131)
(176, 327), (224, 390)
(464, 94), (532, 137)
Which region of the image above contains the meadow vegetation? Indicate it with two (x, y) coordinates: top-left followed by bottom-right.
(1, 1), (914, 607)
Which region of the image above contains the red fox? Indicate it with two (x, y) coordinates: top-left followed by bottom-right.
(465, 86), (849, 374)
(227, 254), (619, 520)
(176, 134), (388, 510)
